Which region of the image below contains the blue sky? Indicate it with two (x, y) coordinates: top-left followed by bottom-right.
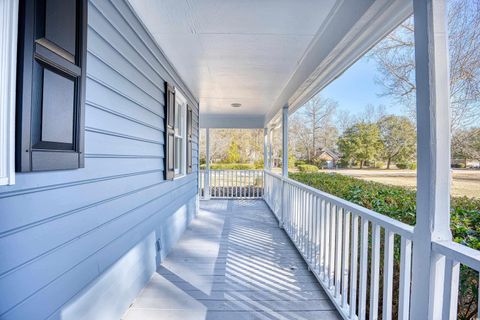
(321, 56), (406, 116)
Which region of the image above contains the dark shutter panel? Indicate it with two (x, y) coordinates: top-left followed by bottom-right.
(165, 83), (176, 180)
(186, 105), (193, 174)
(16, 0), (87, 171)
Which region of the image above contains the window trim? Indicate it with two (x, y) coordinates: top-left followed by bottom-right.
(174, 91), (187, 178)
(0, 0), (19, 185)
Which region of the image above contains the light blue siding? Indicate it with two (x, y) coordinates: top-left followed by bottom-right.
(0, 0), (199, 319)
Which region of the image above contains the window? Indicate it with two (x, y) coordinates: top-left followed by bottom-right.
(15, 0), (87, 172)
(164, 83), (193, 180)
(174, 92), (187, 177)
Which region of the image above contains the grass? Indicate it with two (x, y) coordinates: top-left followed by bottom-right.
(319, 168), (480, 199)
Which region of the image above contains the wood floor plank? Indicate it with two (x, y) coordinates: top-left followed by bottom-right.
(123, 200), (341, 320)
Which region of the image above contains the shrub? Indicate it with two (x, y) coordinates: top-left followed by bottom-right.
(295, 160), (307, 167)
(253, 160), (264, 169)
(297, 164), (319, 172)
(210, 163), (255, 170)
(395, 162), (408, 169)
(374, 161), (385, 169)
(395, 162), (416, 170)
(288, 155), (297, 169)
(337, 159), (350, 168)
(452, 163), (466, 168)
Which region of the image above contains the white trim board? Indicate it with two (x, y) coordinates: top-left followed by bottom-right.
(200, 114), (265, 129)
(0, 0), (19, 185)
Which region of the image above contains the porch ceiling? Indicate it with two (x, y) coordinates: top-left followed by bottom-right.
(128, 0), (411, 128)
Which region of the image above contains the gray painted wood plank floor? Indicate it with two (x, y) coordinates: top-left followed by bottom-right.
(123, 200), (341, 320)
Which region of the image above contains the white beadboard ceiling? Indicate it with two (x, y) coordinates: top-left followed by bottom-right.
(128, 0), (412, 127)
(128, 0), (338, 117)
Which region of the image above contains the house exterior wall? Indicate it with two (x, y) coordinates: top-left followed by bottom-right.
(0, 1), (199, 319)
(318, 153), (334, 162)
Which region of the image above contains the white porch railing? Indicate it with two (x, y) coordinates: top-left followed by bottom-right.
(432, 241), (480, 319)
(264, 170), (480, 320)
(199, 170), (263, 199)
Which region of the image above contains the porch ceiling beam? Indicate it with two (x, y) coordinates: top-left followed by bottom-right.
(199, 114), (265, 129)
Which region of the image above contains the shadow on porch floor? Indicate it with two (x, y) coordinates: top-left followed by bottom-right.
(122, 200), (340, 320)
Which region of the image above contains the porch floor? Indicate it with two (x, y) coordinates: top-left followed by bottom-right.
(123, 200), (340, 320)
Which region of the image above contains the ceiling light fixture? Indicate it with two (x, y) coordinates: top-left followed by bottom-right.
(231, 103), (241, 108)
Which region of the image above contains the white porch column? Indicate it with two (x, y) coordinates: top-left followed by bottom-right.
(264, 127), (268, 170)
(282, 106), (289, 177)
(269, 128), (273, 169)
(280, 106), (289, 227)
(204, 128), (211, 200)
(410, 0), (452, 318)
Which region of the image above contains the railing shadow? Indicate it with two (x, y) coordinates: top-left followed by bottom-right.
(150, 200), (337, 320)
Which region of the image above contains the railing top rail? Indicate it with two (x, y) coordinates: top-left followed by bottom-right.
(264, 170), (414, 238)
(199, 169), (264, 172)
(432, 240), (480, 271)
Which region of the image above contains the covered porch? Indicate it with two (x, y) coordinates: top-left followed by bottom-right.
(128, 0), (479, 318)
(0, 0), (477, 318)
(124, 200), (340, 320)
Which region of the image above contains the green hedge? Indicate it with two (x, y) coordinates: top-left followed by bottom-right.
(199, 163), (256, 170)
(289, 172), (480, 250)
(297, 164), (319, 172)
(295, 160), (307, 166)
(395, 162), (416, 170)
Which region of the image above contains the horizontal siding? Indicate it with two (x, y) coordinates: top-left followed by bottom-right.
(0, 0), (199, 319)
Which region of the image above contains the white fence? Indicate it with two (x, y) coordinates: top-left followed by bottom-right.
(263, 170), (480, 320)
(199, 170), (263, 199)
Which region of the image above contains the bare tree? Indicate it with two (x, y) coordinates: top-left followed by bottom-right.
(199, 129), (263, 164)
(358, 104), (387, 124)
(289, 114), (314, 160)
(300, 95), (338, 160)
(335, 110), (355, 134)
(370, 0), (480, 132)
(452, 127), (480, 165)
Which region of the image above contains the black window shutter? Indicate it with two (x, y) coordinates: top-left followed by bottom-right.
(186, 105), (193, 174)
(16, 0), (87, 172)
(165, 83), (175, 180)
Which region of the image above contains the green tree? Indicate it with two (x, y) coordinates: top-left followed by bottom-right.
(224, 141), (241, 163)
(338, 123), (383, 168)
(377, 115), (416, 169)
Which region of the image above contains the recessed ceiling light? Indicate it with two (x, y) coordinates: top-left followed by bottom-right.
(231, 103), (241, 108)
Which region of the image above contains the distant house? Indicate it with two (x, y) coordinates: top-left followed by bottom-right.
(317, 148), (340, 169)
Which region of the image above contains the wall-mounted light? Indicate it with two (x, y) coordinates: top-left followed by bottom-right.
(231, 103), (241, 108)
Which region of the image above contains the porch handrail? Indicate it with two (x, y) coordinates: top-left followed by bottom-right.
(199, 169), (263, 199)
(264, 170), (414, 238)
(433, 240), (480, 271)
(263, 169), (480, 320)
(264, 169), (414, 320)
(431, 240), (480, 319)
